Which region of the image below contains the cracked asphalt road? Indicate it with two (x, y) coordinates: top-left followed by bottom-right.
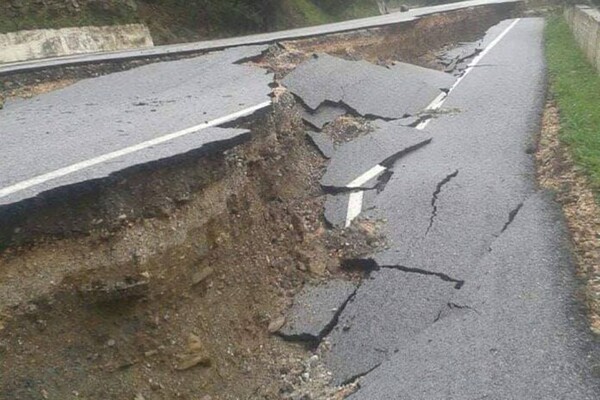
(0, 45), (272, 206)
(288, 18), (600, 398)
(2, 9), (598, 399)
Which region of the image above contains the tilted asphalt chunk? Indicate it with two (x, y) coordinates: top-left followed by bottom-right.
(323, 193), (351, 228)
(279, 280), (357, 344)
(282, 53), (454, 119)
(306, 131), (336, 159)
(320, 120), (432, 188)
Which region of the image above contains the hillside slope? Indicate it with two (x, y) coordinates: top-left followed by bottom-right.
(0, 0), (382, 44)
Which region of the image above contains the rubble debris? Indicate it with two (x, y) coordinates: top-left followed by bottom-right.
(78, 276), (149, 303)
(175, 333), (212, 371)
(192, 266), (214, 286)
(268, 316), (287, 334)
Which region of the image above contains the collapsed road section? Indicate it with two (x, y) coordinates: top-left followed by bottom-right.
(1, 4), (599, 400)
(278, 17), (600, 400)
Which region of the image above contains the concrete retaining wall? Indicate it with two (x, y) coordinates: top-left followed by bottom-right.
(565, 5), (600, 73)
(0, 24), (153, 64)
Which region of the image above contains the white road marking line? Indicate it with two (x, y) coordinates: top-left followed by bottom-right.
(0, 101), (272, 200)
(343, 18), (521, 228)
(346, 191), (365, 228)
(347, 164), (387, 188)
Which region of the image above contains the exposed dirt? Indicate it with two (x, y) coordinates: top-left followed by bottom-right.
(0, 93), (380, 400)
(1, 78), (77, 100)
(321, 116), (374, 145)
(250, 2), (518, 79)
(536, 101), (600, 334)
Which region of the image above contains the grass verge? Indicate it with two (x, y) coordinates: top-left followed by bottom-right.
(545, 15), (600, 193)
(543, 15), (600, 333)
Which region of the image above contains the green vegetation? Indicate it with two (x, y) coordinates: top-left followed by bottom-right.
(0, 2), (138, 34)
(545, 15), (600, 192)
(0, 0), (383, 43)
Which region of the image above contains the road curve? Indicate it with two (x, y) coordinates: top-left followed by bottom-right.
(0, 0), (522, 76)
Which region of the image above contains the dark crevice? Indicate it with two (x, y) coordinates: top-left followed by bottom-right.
(337, 99), (402, 122)
(321, 184), (377, 195)
(341, 258), (379, 275)
(433, 309), (444, 323)
(380, 138), (432, 168)
(500, 203), (523, 233)
(426, 170), (459, 235)
(340, 362), (383, 386)
(435, 302), (480, 323)
(374, 170), (394, 193)
(380, 265), (464, 290)
(317, 284), (360, 341)
(275, 332), (320, 348)
(448, 302), (479, 314)
(341, 258), (464, 289)
(291, 92), (406, 122)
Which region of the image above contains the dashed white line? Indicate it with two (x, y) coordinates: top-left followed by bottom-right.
(343, 18), (521, 228)
(0, 101), (272, 201)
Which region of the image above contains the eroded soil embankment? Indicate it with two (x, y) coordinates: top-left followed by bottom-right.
(0, 93), (377, 399)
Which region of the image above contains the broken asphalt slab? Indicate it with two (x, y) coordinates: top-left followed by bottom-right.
(279, 280), (357, 343)
(436, 19), (517, 74)
(279, 281), (357, 341)
(282, 53), (454, 119)
(320, 120), (432, 189)
(0, 45), (272, 206)
(306, 131), (336, 159)
(318, 18), (599, 399)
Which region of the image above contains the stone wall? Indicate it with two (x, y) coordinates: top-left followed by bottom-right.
(0, 24), (153, 64)
(565, 5), (600, 74)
